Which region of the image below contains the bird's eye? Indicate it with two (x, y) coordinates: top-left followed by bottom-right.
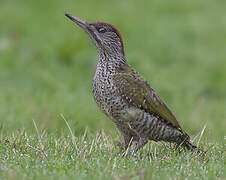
(98, 27), (107, 33)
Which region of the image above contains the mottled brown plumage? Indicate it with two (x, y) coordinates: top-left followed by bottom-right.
(65, 14), (198, 152)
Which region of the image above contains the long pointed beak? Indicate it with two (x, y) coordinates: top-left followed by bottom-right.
(65, 13), (100, 48)
(65, 13), (89, 32)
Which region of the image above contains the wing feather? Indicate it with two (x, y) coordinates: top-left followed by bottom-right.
(113, 65), (189, 137)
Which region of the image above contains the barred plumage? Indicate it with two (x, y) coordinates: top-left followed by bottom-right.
(65, 14), (199, 152)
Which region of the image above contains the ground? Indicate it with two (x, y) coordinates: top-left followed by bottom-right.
(0, 0), (225, 179)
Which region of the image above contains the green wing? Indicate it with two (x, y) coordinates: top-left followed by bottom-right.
(113, 65), (188, 136)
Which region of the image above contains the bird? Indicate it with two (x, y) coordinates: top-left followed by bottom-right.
(65, 13), (198, 152)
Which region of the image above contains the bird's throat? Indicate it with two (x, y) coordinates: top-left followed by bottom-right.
(97, 49), (127, 70)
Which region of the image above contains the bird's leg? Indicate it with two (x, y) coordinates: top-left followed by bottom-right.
(115, 141), (124, 151)
(115, 135), (133, 151)
(134, 137), (148, 153)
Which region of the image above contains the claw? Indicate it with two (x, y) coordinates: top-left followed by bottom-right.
(114, 141), (126, 151)
(134, 137), (148, 152)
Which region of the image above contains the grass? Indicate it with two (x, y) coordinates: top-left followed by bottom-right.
(0, 125), (225, 180)
(0, 0), (226, 179)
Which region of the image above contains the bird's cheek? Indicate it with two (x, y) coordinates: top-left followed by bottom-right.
(90, 33), (102, 47)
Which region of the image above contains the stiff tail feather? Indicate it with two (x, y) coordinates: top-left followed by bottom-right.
(179, 136), (205, 154)
(182, 139), (198, 151)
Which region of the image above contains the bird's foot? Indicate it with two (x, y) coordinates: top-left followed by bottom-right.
(114, 141), (135, 157)
(134, 137), (148, 152)
(114, 141), (127, 151)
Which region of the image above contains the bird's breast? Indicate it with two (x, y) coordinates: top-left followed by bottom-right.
(92, 71), (129, 120)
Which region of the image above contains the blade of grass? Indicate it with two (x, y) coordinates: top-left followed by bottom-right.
(197, 124), (206, 147)
(61, 114), (78, 151)
(32, 119), (44, 151)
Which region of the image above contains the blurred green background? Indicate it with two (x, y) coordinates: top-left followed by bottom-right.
(0, 0), (225, 143)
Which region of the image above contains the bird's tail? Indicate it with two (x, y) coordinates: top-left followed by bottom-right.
(177, 135), (202, 153)
(182, 139), (199, 151)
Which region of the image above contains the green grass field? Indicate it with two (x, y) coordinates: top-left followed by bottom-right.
(0, 0), (225, 179)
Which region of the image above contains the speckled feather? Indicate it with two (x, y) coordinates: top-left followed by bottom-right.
(112, 64), (190, 138)
(92, 50), (195, 151)
(66, 14), (198, 152)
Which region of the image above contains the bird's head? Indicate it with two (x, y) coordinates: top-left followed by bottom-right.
(65, 14), (124, 56)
